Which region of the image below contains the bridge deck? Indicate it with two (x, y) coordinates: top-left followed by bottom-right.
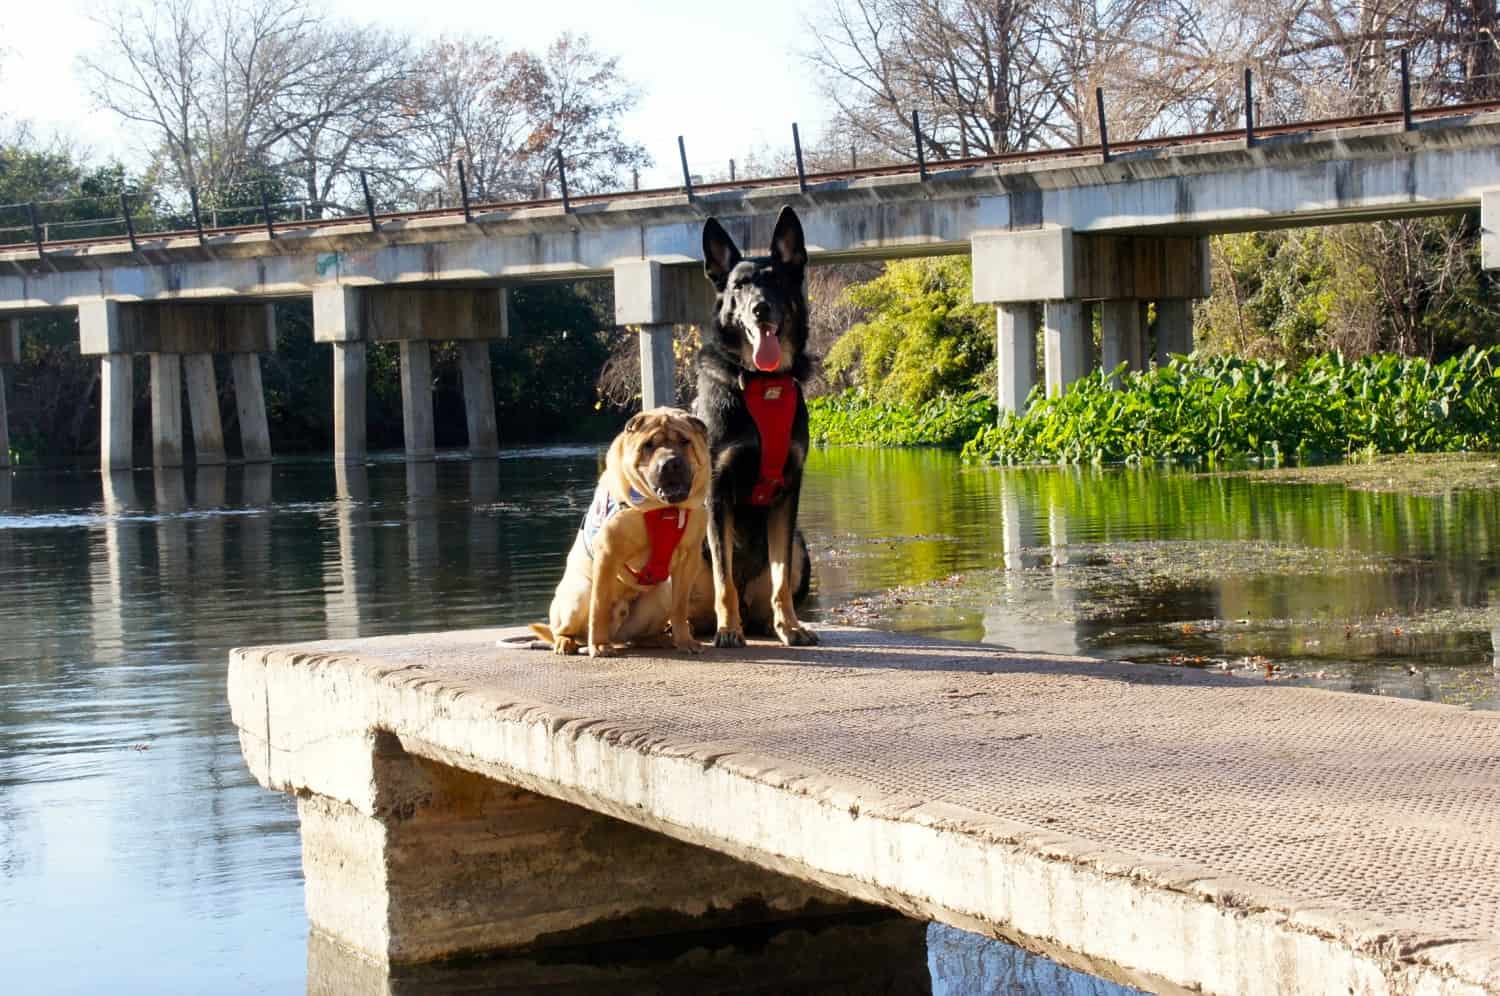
(229, 626), (1500, 995)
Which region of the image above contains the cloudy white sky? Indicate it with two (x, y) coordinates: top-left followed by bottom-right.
(0, 0), (833, 186)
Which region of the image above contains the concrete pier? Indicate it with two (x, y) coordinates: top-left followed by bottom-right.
(1042, 301), (1088, 397)
(0, 319), (16, 467)
(183, 353), (225, 465)
(149, 353), (183, 468)
(995, 304), (1036, 414)
(332, 342), (366, 464)
(614, 260), (712, 410)
(398, 341), (434, 461)
(1099, 300), (1143, 387)
(637, 324), (676, 409)
(1156, 299), (1195, 362)
(457, 341), (498, 457)
(230, 353), (272, 463)
(230, 627), (1500, 995)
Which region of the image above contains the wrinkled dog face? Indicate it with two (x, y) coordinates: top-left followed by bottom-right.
(702, 208), (808, 374)
(623, 408), (711, 505)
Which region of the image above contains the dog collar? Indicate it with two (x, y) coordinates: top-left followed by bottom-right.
(629, 506), (689, 586)
(744, 374), (798, 506)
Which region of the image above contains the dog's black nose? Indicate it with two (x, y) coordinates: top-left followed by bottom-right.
(752, 301), (771, 322)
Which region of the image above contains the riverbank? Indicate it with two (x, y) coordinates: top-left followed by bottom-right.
(1210, 452), (1500, 495)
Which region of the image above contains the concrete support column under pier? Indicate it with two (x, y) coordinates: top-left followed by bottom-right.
(291, 733), (853, 964)
(1155, 299), (1194, 364)
(183, 353), (225, 466)
(995, 304), (1036, 414)
(613, 259), (713, 412)
(398, 341), (435, 462)
(638, 324), (676, 410)
(149, 353), (183, 468)
(0, 319), (17, 468)
(332, 342), (367, 464)
(231, 354), (272, 463)
(458, 341), (498, 457)
(99, 355), (134, 471)
(1099, 300), (1144, 387)
(1042, 301), (1089, 397)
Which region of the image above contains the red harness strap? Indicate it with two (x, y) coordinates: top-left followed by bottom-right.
(628, 506), (689, 586)
(745, 374), (798, 506)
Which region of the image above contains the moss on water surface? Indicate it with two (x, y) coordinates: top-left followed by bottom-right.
(1211, 452), (1500, 495)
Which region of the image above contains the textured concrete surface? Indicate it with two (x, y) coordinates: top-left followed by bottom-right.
(229, 626), (1500, 996)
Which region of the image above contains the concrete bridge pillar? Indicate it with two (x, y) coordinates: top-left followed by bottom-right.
(0, 319), (17, 468)
(149, 353), (184, 468)
(995, 304), (1036, 414)
(231, 353), (272, 463)
(458, 341), (498, 457)
(1154, 299), (1195, 363)
(317, 285), (507, 461)
(81, 299), (275, 468)
(613, 260), (713, 411)
(398, 341), (435, 462)
(183, 353), (225, 466)
(1099, 300), (1146, 387)
(1042, 301), (1089, 397)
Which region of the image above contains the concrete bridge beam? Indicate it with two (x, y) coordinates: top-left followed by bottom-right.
(995, 303), (1037, 414)
(183, 354), (226, 466)
(149, 353), (184, 468)
(613, 261), (713, 411)
(398, 341), (435, 462)
(0, 319), (17, 468)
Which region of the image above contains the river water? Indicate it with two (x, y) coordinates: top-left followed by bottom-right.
(1, 447), (1495, 994)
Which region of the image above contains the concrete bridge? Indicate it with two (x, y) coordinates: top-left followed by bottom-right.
(5, 103), (1500, 468)
(228, 625), (1500, 995)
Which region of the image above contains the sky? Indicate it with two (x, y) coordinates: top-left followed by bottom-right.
(0, 0), (833, 187)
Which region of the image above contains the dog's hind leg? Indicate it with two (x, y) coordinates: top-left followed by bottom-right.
(707, 497), (745, 647)
(768, 493), (817, 646)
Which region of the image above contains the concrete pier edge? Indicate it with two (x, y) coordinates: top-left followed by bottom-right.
(229, 626), (1500, 995)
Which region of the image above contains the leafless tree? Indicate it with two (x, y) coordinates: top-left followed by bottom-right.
(79, 0), (410, 214)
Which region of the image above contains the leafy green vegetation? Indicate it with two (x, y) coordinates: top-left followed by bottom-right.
(963, 349), (1500, 465)
(808, 389), (996, 447)
(823, 257), (994, 407)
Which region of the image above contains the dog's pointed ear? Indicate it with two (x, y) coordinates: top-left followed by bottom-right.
(702, 218), (742, 290)
(770, 206), (807, 270)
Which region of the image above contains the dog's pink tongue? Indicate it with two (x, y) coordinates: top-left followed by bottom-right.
(751, 327), (782, 371)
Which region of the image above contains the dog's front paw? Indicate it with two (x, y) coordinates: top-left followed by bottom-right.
(776, 621), (819, 647)
(587, 642), (615, 658)
(673, 633), (704, 654)
(553, 636), (580, 655)
(714, 627), (746, 649)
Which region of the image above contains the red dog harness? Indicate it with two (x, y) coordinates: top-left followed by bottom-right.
(629, 506), (689, 586)
(745, 374), (798, 506)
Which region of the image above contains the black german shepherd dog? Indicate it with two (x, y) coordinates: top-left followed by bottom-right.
(694, 206), (817, 648)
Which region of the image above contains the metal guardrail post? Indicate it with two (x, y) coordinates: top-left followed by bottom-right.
(793, 123), (808, 193)
(120, 193), (139, 252)
(188, 186), (206, 244)
(1400, 48), (1413, 131)
(1096, 87), (1112, 162)
(678, 136), (694, 200)
(912, 110), (928, 180)
(27, 203), (44, 256)
(556, 151), (571, 213)
(360, 172), (378, 232)
(259, 184), (276, 240)
(1244, 67), (1256, 147)
(457, 160), (473, 222)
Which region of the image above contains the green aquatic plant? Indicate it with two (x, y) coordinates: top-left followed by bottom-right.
(808, 389), (997, 447)
(963, 348), (1500, 465)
